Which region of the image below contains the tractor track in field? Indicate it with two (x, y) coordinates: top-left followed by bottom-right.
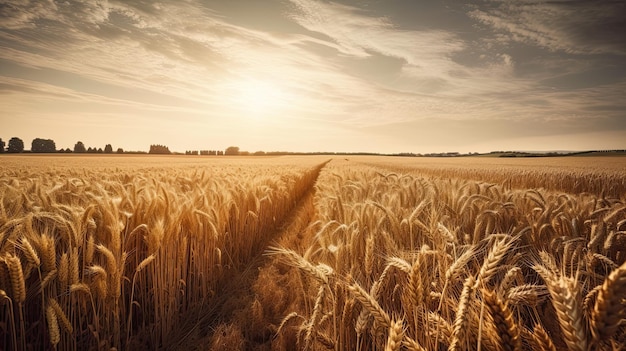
(166, 161), (328, 350)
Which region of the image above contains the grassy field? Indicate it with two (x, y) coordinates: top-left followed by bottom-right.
(1, 155), (625, 350)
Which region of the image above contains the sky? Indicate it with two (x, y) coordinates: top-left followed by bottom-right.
(1, 0), (625, 154)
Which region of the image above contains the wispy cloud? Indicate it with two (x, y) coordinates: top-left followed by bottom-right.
(286, 0), (468, 89)
(468, 0), (626, 55)
(0, 0), (60, 30)
(289, 0), (465, 61)
(283, 0), (535, 127)
(0, 0), (624, 152)
(0, 0), (519, 124)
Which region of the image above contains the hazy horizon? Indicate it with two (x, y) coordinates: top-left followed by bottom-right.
(1, 0), (625, 154)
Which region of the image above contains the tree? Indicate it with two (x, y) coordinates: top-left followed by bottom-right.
(104, 144), (113, 153)
(31, 138), (56, 153)
(116, 148), (124, 154)
(149, 144), (171, 154)
(74, 141), (86, 153)
(7, 137), (24, 153)
(0, 138), (4, 153)
(225, 146), (240, 156)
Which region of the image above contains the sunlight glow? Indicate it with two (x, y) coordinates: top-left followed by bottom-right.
(231, 79), (287, 118)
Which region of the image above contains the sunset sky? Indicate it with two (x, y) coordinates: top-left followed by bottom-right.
(1, 0), (625, 154)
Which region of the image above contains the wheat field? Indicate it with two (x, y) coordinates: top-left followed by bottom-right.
(1, 155), (625, 350)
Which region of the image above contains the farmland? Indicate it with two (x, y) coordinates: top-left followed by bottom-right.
(1, 155), (625, 350)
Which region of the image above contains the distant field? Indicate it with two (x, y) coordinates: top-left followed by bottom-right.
(354, 155), (626, 198)
(3, 153), (624, 172)
(1, 155), (625, 350)
(362, 154), (626, 171)
(0, 154), (320, 169)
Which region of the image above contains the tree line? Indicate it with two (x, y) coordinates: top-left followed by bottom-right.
(1, 137), (384, 156)
(0, 137), (239, 155)
(0, 137), (123, 154)
(1, 136), (386, 156)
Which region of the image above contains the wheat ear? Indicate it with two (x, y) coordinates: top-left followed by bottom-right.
(535, 265), (587, 351)
(427, 311), (453, 342)
(506, 284), (548, 307)
(266, 247), (331, 284)
(46, 303), (60, 346)
(590, 260), (626, 345)
(476, 235), (515, 288)
(402, 336), (427, 351)
(304, 285), (326, 349)
(348, 282), (390, 332)
(48, 298), (73, 334)
(20, 237), (40, 267)
(449, 275), (476, 351)
(6, 255), (26, 304)
(482, 288), (521, 351)
(385, 318), (404, 351)
(531, 323), (556, 351)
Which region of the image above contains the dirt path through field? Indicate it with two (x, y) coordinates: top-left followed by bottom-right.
(166, 162), (326, 350)
(210, 181), (317, 349)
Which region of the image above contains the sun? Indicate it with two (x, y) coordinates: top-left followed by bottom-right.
(231, 78), (287, 117)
